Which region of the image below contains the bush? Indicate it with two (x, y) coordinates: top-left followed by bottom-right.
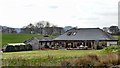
(60, 60), (72, 67)
(97, 45), (104, 50)
(3, 44), (33, 52)
(19, 45), (25, 51)
(103, 46), (120, 53)
(14, 46), (20, 51)
(5, 45), (15, 52)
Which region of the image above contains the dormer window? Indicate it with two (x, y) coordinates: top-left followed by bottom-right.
(67, 32), (72, 36)
(72, 32), (77, 36)
(67, 31), (77, 36)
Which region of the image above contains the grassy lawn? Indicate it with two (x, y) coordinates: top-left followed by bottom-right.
(3, 50), (101, 59)
(2, 50), (108, 66)
(2, 47), (119, 66)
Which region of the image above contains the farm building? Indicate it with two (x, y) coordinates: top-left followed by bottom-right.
(53, 28), (118, 49)
(6, 43), (26, 46)
(24, 37), (53, 50)
(2, 43), (32, 52)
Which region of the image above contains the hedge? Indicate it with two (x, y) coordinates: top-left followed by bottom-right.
(4, 44), (32, 52)
(103, 45), (120, 53)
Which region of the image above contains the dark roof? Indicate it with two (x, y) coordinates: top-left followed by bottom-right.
(24, 37), (53, 43)
(53, 28), (118, 41)
(37, 37), (53, 42)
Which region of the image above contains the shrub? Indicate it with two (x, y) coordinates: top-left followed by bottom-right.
(5, 45), (15, 52)
(87, 54), (99, 61)
(4, 44), (32, 52)
(60, 60), (72, 67)
(60, 54), (99, 67)
(107, 53), (118, 65)
(97, 45), (104, 50)
(72, 59), (93, 67)
(14, 46), (20, 51)
(103, 46), (120, 53)
(19, 45), (26, 51)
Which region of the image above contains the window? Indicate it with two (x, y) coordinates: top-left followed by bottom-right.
(67, 31), (77, 36)
(72, 32), (77, 35)
(67, 32), (72, 36)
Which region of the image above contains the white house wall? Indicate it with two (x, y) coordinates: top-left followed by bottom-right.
(107, 41), (117, 46)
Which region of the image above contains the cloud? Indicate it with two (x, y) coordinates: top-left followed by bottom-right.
(0, 0), (118, 28)
(78, 17), (98, 20)
(24, 4), (34, 7)
(71, 15), (98, 21)
(98, 12), (118, 16)
(49, 6), (58, 9)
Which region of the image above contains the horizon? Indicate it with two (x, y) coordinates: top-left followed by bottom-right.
(0, 0), (119, 28)
(0, 25), (118, 29)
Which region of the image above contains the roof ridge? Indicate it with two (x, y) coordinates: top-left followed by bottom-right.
(77, 28), (100, 30)
(67, 28), (100, 31)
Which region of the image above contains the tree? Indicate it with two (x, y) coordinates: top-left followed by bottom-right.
(109, 26), (119, 34)
(51, 25), (57, 27)
(35, 21), (46, 34)
(27, 23), (35, 34)
(35, 21), (44, 28)
(27, 23), (34, 28)
(45, 22), (50, 27)
(21, 23), (35, 34)
(20, 21), (59, 34)
(103, 27), (109, 32)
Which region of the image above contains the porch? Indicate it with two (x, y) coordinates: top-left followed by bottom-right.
(53, 40), (111, 50)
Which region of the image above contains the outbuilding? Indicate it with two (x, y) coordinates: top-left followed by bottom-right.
(24, 37), (53, 50)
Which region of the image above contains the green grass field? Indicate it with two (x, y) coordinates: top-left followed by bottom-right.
(2, 50), (102, 66)
(1, 33), (55, 46)
(2, 50), (119, 66)
(3, 50), (101, 59)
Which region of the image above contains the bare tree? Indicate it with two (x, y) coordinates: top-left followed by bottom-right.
(51, 25), (57, 27)
(21, 23), (35, 34)
(35, 21), (47, 34)
(45, 22), (50, 27)
(35, 21), (44, 28)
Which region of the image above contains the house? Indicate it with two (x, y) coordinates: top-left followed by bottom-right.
(24, 28), (118, 50)
(53, 28), (118, 49)
(24, 37), (53, 50)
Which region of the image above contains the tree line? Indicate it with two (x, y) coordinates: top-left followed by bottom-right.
(1, 22), (120, 35)
(21, 21), (64, 35)
(103, 26), (120, 35)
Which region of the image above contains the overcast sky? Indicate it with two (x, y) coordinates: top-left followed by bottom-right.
(0, 0), (119, 28)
